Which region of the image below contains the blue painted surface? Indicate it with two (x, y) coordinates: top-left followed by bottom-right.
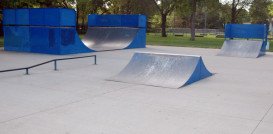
(138, 15), (147, 28)
(16, 9), (29, 25)
(126, 28), (146, 49)
(224, 24), (268, 55)
(30, 27), (91, 55)
(45, 9), (60, 26)
(3, 9), (16, 25)
(185, 57), (212, 86)
(225, 24), (267, 39)
(44, 8), (76, 26)
(4, 8), (76, 26)
(88, 14), (146, 28)
(29, 8), (45, 26)
(60, 28), (93, 54)
(4, 8), (146, 55)
(4, 26), (30, 52)
(60, 9), (76, 26)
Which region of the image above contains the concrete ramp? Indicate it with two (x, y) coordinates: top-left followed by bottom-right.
(218, 40), (263, 58)
(109, 52), (212, 88)
(82, 27), (139, 51)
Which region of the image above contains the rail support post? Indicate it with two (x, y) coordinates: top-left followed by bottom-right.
(25, 68), (29, 75)
(54, 60), (58, 71)
(94, 55), (97, 65)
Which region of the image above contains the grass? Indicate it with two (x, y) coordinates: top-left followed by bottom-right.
(1, 34), (273, 52)
(147, 34), (224, 49)
(147, 34), (273, 52)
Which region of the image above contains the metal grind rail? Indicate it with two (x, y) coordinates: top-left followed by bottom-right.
(0, 55), (97, 75)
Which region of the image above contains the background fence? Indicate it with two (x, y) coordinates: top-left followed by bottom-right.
(147, 28), (273, 39)
(147, 28), (224, 37)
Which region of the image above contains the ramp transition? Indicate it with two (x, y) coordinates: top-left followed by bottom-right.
(82, 27), (139, 51)
(109, 52), (212, 88)
(218, 24), (268, 58)
(218, 40), (263, 58)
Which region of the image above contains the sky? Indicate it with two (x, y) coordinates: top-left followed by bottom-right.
(220, 0), (230, 4)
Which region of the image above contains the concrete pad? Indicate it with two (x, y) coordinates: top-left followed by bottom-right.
(263, 105), (273, 123)
(1, 46), (273, 133)
(253, 122), (273, 134)
(0, 96), (258, 134)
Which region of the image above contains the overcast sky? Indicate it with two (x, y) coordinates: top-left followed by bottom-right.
(219, 0), (230, 4)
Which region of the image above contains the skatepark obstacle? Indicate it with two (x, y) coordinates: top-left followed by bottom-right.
(3, 8), (146, 55)
(109, 52), (212, 88)
(218, 24), (268, 58)
(82, 14), (146, 51)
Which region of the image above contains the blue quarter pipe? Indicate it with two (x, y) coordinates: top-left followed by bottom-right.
(3, 8), (146, 55)
(218, 24), (268, 58)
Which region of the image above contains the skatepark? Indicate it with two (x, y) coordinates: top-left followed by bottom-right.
(1, 46), (273, 134)
(1, 7), (273, 134)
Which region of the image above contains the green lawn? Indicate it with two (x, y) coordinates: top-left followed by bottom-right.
(1, 35), (273, 52)
(147, 34), (273, 52)
(147, 34), (224, 49)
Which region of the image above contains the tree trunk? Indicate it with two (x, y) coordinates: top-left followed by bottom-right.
(231, 0), (237, 23)
(190, 0), (196, 41)
(161, 13), (167, 37)
(81, 17), (85, 34)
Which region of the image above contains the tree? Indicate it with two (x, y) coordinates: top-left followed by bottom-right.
(230, 0), (252, 23)
(0, 0), (76, 8)
(250, 0), (271, 24)
(189, 0), (197, 40)
(76, 0), (109, 33)
(107, 0), (156, 16)
(152, 0), (180, 37)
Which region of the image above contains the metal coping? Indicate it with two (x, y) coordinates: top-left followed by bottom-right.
(134, 51), (202, 58)
(3, 25), (75, 28)
(87, 26), (142, 29)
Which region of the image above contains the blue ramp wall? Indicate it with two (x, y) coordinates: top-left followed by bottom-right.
(88, 14), (146, 28)
(3, 8), (91, 54)
(4, 9), (146, 54)
(88, 14), (147, 49)
(224, 24), (268, 53)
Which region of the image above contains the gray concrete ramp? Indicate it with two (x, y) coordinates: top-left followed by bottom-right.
(218, 40), (263, 58)
(81, 27), (139, 51)
(109, 52), (212, 88)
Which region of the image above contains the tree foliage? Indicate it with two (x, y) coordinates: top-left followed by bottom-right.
(250, 0), (272, 24)
(152, 0), (182, 37)
(0, 0), (76, 8)
(0, 0), (272, 38)
(229, 0), (252, 23)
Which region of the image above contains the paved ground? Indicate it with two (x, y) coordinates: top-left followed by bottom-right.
(0, 46), (273, 134)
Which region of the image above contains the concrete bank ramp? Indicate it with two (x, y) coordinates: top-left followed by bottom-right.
(82, 27), (139, 51)
(218, 40), (263, 58)
(109, 52), (212, 88)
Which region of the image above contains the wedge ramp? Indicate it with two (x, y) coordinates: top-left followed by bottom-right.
(109, 52), (212, 88)
(218, 24), (268, 58)
(218, 40), (263, 58)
